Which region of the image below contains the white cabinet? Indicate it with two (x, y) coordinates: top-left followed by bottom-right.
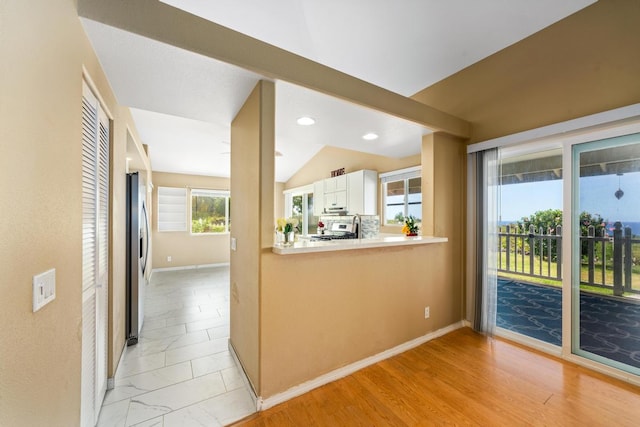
(324, 175), (347, 193)
(347, 170), (377, 215)
(313, 180), (324, 216)
(322, 174), (347, 212)
(313, 170), (378, 216)
(325, 190), (348, 210)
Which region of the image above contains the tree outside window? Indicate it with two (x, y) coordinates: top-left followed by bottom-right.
(191, 189), (230, 233)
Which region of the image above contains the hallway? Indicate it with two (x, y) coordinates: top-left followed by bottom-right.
(97, 266), (255, 426)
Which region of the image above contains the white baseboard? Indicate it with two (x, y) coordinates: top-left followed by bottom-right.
(258, 321), (465, 411)
(152, 262), (230, 273)
(228, 340), (259, 411)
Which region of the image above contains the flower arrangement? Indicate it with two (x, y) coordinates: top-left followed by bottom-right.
(276, 217), (299, 234)
(401, 215), (419, 236)
(276, 217), (299, 245)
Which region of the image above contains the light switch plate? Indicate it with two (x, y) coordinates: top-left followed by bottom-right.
(33, 268), (56, 312)
(231, 237), (237, 251)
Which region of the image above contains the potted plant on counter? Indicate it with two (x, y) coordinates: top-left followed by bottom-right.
(402, 215), (419, 236)
(276, 217), (299, 246)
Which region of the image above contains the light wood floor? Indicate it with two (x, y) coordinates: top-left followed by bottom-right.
(232, 327), (640, 426)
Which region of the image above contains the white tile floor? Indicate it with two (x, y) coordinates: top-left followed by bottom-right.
(98, 265), (256, 427)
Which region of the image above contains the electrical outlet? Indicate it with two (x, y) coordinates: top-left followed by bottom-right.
(167, 256), (172, 262)
(424, 306), (430, 319)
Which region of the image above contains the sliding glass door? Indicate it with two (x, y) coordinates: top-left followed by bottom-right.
(496, 145), (564, 346)
(572, 134), (640, 375)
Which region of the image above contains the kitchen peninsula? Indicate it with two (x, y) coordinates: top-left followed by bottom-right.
(272, 234), (448, 255)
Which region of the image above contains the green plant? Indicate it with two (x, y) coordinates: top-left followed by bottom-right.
(402, 215), (419, 235)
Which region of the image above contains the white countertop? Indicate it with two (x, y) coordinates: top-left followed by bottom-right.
(272, 234), (448, 255)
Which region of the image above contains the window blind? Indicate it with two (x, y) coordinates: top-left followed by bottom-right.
(158, 186), (187, 231)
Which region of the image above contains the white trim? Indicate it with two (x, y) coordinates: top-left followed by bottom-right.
(379, 165), (421, 184)
(191, 188), (230, 197)
(258, 321), (465, 411)
(562, 139), (574, 358)
(228, 340), (259, 411)
(283, 184), (314, 195)
(379, 165), (421, 179)
(81, 66), (114, 120)
(151, 262), (229, 273)
(467, 103), (640, 154)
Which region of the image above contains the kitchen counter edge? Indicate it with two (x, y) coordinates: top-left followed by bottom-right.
(272, 235), (448, 255)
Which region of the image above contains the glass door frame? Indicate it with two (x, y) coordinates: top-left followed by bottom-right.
(560, 123), (640, 382)
(467, 107), (640, 385)
(567, 133), (640, 376)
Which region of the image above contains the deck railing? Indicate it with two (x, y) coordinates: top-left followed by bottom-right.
(498, 222), (640, 295)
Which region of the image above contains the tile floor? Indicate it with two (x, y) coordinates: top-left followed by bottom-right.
(98, 265), (256, 426)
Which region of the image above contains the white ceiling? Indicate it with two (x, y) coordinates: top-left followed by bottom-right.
(81, 0), (595, 182)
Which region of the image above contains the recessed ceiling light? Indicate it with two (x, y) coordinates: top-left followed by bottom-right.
(362, 132), (379, 141)
(297, 116), (316, 126)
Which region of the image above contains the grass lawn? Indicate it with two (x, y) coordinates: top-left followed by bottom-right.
(499, 251), (640, 297)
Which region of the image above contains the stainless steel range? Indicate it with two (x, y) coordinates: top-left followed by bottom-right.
(310, 215), (380, 241)
(311, 221), (358, 241)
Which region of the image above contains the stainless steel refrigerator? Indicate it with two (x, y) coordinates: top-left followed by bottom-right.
(126, 172), (149, 345)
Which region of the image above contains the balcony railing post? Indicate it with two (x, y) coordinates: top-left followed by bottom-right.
(588, 225), (595, 286)
(529, 225), (536, 276)
(613, 222), (623, 296)
(506, 225), (511, 272)
(625, 226), (632, 293)
(556, 225), (562, 280)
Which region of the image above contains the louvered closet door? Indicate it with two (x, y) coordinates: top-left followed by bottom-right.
(81, 82), (109, 427)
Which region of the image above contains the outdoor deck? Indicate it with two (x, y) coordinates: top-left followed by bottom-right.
(497, 278), (640, 370)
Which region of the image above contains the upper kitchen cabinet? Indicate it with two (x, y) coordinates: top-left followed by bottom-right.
(323, 174), (348, 213)
(324, 174), (347, 193)
(313, 180), (325, 216)
(347, 170), (377, 215)
(312, 169), (377, 216)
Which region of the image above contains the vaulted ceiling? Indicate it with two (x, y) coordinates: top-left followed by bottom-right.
(80, 0), (595, 181)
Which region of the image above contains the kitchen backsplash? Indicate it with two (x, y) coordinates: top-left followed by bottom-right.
(319, 215), (380, 239)
(359, 215), (380, 239)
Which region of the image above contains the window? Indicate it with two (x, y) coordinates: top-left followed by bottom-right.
(380, 166), (422, 226)
(158, 187), (187, 231)
(284, 184), (318, 235)
(191, 189), (231, 234)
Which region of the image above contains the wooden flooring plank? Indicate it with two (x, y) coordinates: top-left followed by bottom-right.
(233, 328), (640, 427)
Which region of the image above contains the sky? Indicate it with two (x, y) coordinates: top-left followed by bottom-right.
(500, 171), (640, 223)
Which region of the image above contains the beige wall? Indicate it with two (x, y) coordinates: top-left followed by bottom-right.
(0, 0), (146, 424)
(151, 172), (230, 269)
(274, 182), (285, 220)
(412, 0), (640, 143)
(285, 145), (420, 189)
(230, 81), (276, 393)
(258, 135), (466, 398)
